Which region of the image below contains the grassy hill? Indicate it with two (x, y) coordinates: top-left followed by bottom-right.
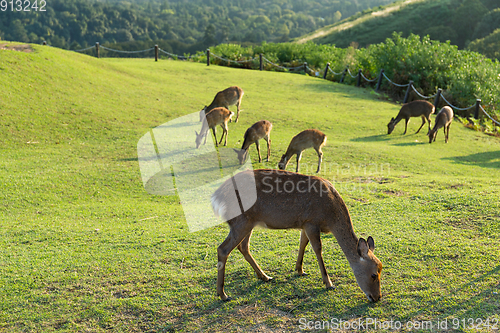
(1, 43), (499, 332)
(295, 0), (500, 60)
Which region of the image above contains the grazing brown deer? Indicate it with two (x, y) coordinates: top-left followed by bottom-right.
(200, 86), (244, 123)
(233, 120), (272, 164)
(278, 129), (327, 173)
(428, 106), (454, 143)
(387, 100), (435, 135)
(195, 107), (234, 148)
(211, 169), (383, 302)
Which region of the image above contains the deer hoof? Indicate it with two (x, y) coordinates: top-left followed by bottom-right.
(222, 297), (233, 302)
(326, 286), (335, 290)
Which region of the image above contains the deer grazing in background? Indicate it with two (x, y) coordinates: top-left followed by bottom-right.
(387, 100), (435, 135)
(211, 169), (383, 302)
(278, 129), (327, 173)
(428, 106), (454, 143)
(233, 120), (272, 164)
(195, 107), (233, 148)
(200, 86), (244, 123)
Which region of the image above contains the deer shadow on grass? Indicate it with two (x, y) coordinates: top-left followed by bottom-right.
(444, 151), (500, 169)
(391, 141), (427, 147)
(350, 134), (391, 143)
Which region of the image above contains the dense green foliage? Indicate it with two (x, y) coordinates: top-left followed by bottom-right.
(0, 0), (397, 52)
(302, 0), (500, 60)
(1, 43), (499, 332)
(193, 34), (500, 117)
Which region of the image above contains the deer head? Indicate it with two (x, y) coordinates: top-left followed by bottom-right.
(351, 236), (382, 302)
(387, 118), (396, 134)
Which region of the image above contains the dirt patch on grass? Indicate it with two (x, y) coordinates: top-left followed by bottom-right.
(0, 43), (33, 53)
(383, 190), (405, 197)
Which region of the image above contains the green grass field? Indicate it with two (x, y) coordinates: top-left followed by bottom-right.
(1, 42), (499, 332)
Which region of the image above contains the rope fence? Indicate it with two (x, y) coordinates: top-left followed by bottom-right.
(66, 41), (498, 127)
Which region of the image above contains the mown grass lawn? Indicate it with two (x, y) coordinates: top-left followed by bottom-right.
(0, 43), (499, 332)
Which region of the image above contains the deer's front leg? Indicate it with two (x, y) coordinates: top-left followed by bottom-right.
(304, 225), (334, 289)
(295, 229), (309, 276)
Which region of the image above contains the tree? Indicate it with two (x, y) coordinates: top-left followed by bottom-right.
(452, 0), (488, 47)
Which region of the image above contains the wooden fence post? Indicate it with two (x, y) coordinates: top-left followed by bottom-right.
(206, 49), (210, 66)
(155, 45), (158, 62)
(95, 42), (100, 58)
(434, 88), (442, 110)
(376, 69), (384, 92)
(403, 80), (413, 103)
(340, 67), (347, 83)
(474, 99), (482, 119)
(323, 63), (330, 79)
(356, 69), (362, 87)
(259, 53), (263, 71)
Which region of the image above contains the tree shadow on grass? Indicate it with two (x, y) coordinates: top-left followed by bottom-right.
(404, 265), (500, 323)
(443, 151), (500, 169)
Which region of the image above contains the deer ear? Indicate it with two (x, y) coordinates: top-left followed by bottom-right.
(233, 148), (240, 154)
(357, 238), (369, 257)
(391, 117), (395, 121)
(367, 236), (375, 252)
(195, 130), (199, 136)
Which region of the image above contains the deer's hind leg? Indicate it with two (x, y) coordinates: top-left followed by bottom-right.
(237, 230), (272, 281)
(426, 114), (432, 135)
(217, 217), (255, 301)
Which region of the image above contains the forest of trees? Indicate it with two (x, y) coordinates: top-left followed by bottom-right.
(310, 0), (500, 60)
(0, 0), (397, 53)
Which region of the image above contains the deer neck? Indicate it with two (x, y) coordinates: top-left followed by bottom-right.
(329, 215), (361, 264)
(393, 115), (404, 125)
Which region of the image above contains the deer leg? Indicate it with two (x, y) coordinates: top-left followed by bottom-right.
(217, 218), (255, 301)
(426, 116), (432, 135)
(265, 136), (271, 162)
(212, 127), (218, 147)
(223, 123), (229, 146)
(304, 225), (334, 289)
(296, 152), (303, 173)
(315, 148), (323, 173)
(255, 140), (262, 162)
(415, 116), (425, 134)
(295, 229), (309, 276)
(403, 118), (409, 135)
(444, 125), (448, 143)
(235, 102), (240, 123)
(237, 230), (272, 281)
(218, 124), (225, 146)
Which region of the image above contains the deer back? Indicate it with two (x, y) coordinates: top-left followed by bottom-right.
(205, 107), (233, 128)
(241, 120), (272, 150)
(207, 86), (244, 112)
(212, 169), (345, 230)
(400, 100), (435, 118)
(286, 129), (326, 155)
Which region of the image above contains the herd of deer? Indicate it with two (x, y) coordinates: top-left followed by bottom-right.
(387, 99), (454, 143)
(197, 86), (453, 303)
